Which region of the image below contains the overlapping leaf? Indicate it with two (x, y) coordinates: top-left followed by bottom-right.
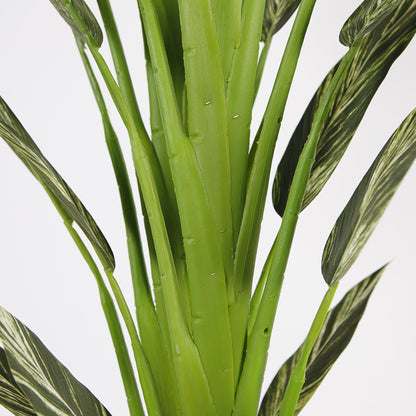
(262, 0), (301, 42)
(340, 0), (399, 47)
(273, 0), (416, 216)
(0, 97), (115, 271)
(322, 108), (416, 285)
(259, 267), (384, 416)
(49, 0), (103, 46)
(0, 306), (111, 416)
(0, 347), (36, 416)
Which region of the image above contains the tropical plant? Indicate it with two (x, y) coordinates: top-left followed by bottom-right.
(0, 0), (415, 415)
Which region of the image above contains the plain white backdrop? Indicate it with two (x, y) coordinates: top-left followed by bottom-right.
(0, 1), (415, 415)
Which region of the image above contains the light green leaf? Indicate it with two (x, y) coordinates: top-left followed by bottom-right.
(0, 97), (115, 271)
(322, 109), (416, 286)
(49, 0), (103, 46)
(0, 305), (111, 416)
(259, 267), (384, 416)
(273, 0), (416, 216)
(340, 0), (399, 47)
(262, 0), (301, 42)
(0, 348), (37, 416)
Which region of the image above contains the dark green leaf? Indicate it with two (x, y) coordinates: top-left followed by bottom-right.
(0, 97), (115, 271)
(49, 0), (103, 46)
(322, 109), (416, 285)
(340, 0), (399, 47)
(0, 306), (111, 416)
(273, 0), (416, 216)
(262, 0), (301, 42)
(259, 267), (384, 416)
(0, 348), (37, 416)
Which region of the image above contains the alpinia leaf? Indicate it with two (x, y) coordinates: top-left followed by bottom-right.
(49, 0), (103, 46)
(0, 97), (115, 271)
(322, 109), (416, 285)
(262, 0), (301, 42)
(340, 0), (399, 47)
(273, 0), (416, 216)
(259, 266), (384, 416)
(0, 348), (37, 416)
(0, 306), (111, 416)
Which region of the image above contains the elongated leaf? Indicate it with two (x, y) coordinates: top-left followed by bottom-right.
(0, 348), (37, 416)
(259, 267), (384, 416)
(273, 0), (416, 216)
(0, 306), (111, 416)
(340, 0), (399, 47)
(0, 97), (115, 271)
(262, 0), (301, 42)
(322, 109), (416, 285)
(49, 0), (103, 46)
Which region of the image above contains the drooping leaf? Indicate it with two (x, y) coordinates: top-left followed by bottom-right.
(0, 348), (37, 416)
(322, 109), (416, 286)
(259, 267), (384, 416)
(262, 0), (301, 42)
(0, 306), (111, 416)
(340, 0), (399, 47)
(0, 97), (115, 271)
(273, 0), (416, 216)
(49, 0), (103, 46)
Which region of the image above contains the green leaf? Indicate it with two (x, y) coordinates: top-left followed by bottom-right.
(322, 108), (416, 285)
(49, 0), (103, 46)
(340, 0), (399, 47)
(0, 96), (115, 271)
(0, 305), (111, 416)
(273, 0), (416, 216)
(0, 348), (37, 416)
(262, 0), (301, 42)
(259, 267), (384, 416)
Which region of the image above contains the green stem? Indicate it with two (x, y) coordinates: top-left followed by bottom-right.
(279, 283), (339, 416)
(254, 37), (272, 99)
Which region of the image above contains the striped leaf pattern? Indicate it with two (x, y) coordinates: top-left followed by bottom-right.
(340, 0), (399, 47)
(0, 97), (115, 271)
(322, 108), (416, 286)
(0, 348), (37, 416)
(262, 0), (301, 42)
(273, 0), (416, 216)
(259, 267), (384, 416)
(0, 305), (111, 416)
(49, 0), (103, 46)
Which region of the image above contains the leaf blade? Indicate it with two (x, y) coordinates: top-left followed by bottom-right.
(0, 96), (115, 271)
(259, 267), (384, 416)
(322, 108), (416, 285)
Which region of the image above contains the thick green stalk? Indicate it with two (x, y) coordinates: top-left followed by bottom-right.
(279, 283), (339, 416)
(233, 43), (359, 416)
(76, 39), (180, 416)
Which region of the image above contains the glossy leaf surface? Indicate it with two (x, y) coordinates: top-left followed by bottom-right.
(262, 0), (301, 42)
(273, 0), (416, 216)
(0, 97), (115, 271)
(0, 305), (111, 416)
(49, 0), (103, 46)
(0, 348), (36, 416)
(340, 0), (398, 47)
(259, 267), (384, 416)
(322, 109), (416, 285)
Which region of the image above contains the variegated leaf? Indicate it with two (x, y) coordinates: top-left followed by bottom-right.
(259, 267), (384, 416)
(49, 0), (103, 46)
(0, 97), (115, 271)
(0, 347), (37, 416)
(0, 306), (111, 416)
(273, 0), (416, 216)
(262, 0), (301, 42)
(322, 109), (416, 285)
(340, 0), (399, 47)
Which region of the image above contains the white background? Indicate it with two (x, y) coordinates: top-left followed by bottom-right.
(0, 1), (415, 415)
